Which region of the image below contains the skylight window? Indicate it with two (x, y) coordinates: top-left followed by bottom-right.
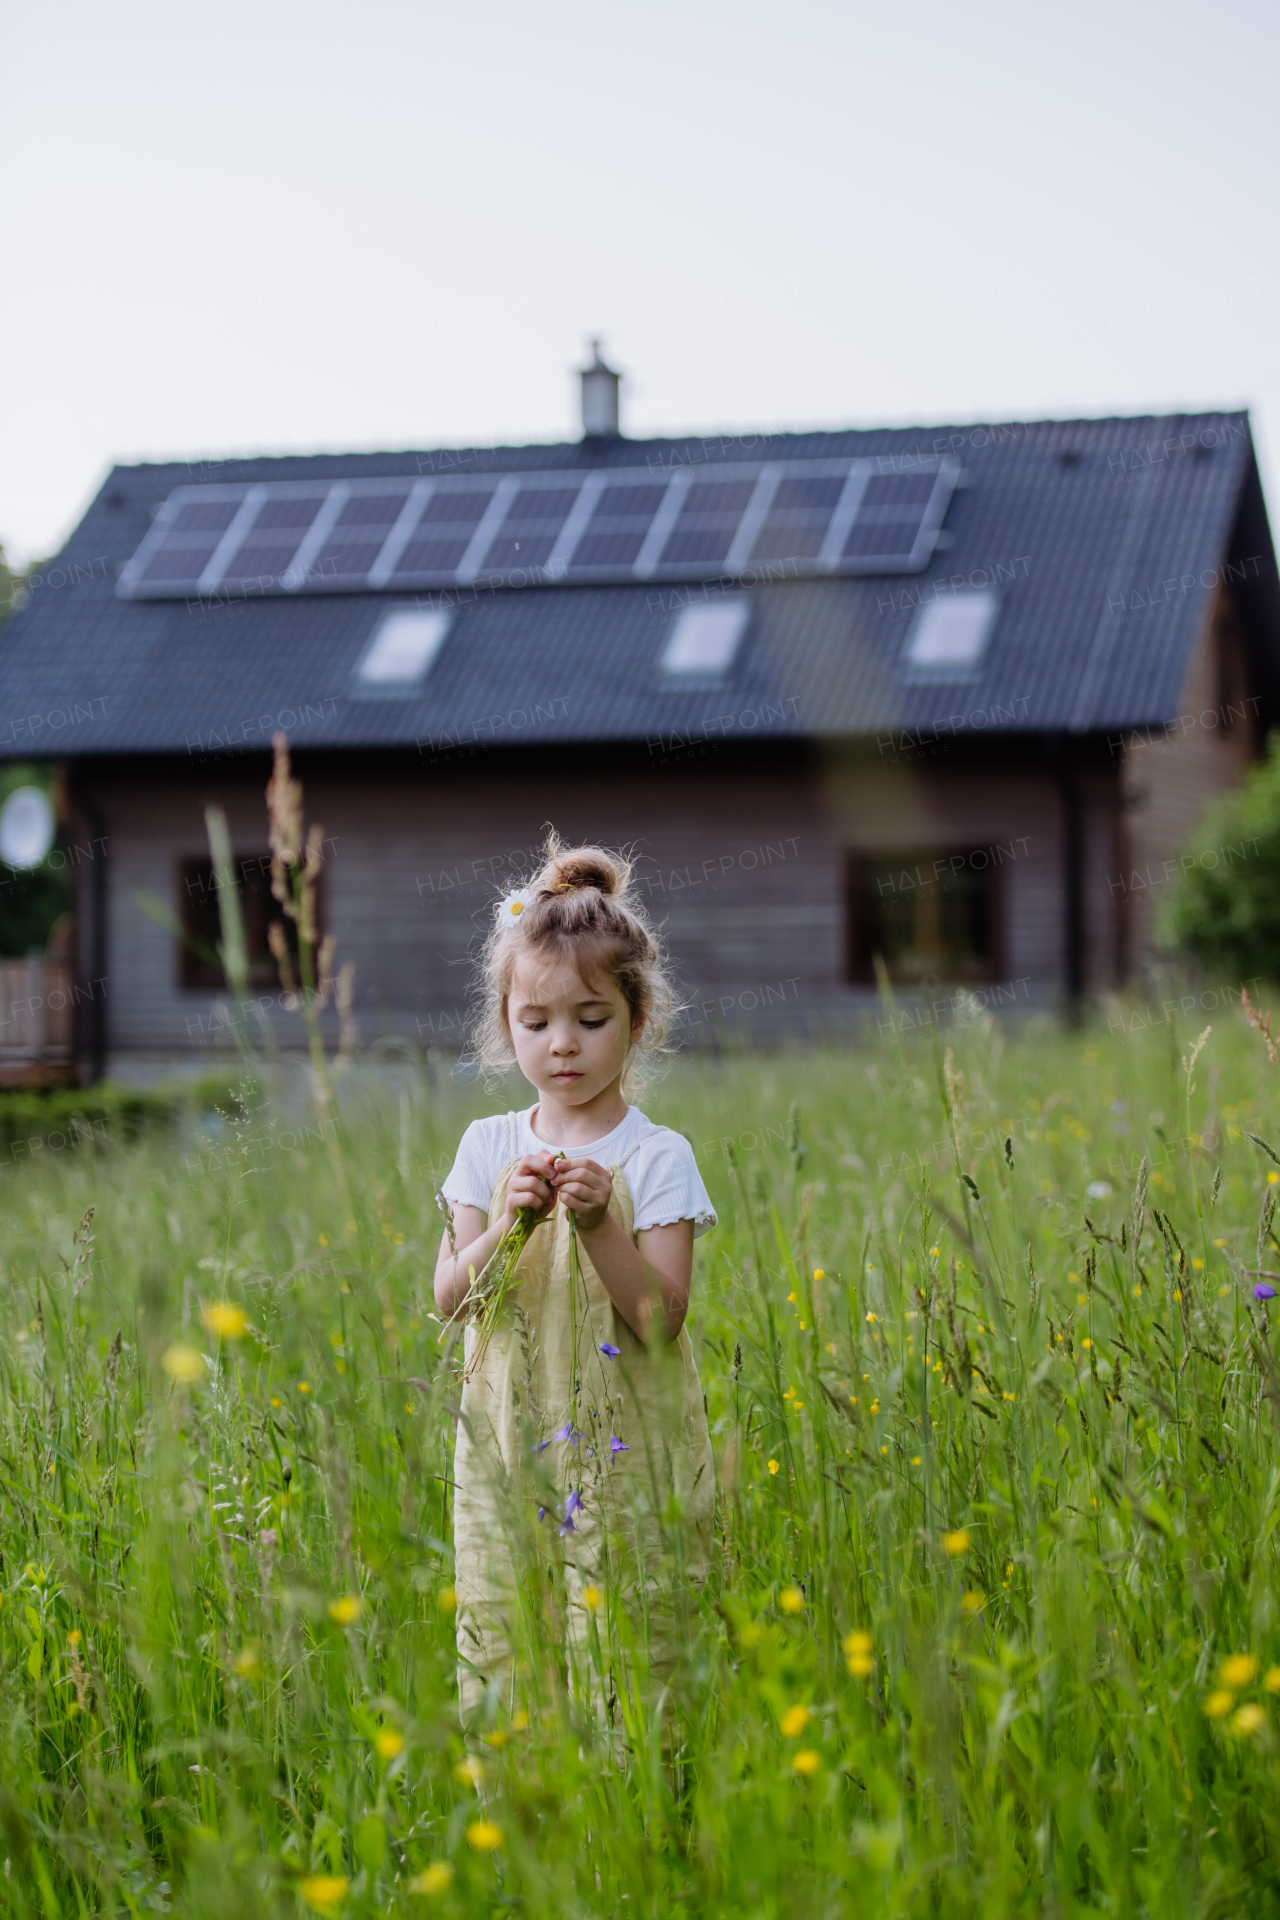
(659, 597), (750, 677)
(355, 608), (452, 688)
(903, 591), (998, 674)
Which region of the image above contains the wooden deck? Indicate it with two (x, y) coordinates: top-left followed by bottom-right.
(0, 958), (78, 1086)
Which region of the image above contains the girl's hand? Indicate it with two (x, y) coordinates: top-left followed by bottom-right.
(503, 1153), (558, 1230)
(549, 1156), (613, 1233)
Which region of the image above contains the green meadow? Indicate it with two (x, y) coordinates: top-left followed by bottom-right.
(2, 996), (1280, 1917)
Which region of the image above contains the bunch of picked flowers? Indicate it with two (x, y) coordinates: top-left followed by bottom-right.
(442, 1150), (565, 1378)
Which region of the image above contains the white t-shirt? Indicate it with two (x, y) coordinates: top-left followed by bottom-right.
(442, 1104), (717, 1238)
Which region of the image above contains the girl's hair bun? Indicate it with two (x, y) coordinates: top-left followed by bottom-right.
(540, 843), (626, 898)
(472, 828), (678, 1092)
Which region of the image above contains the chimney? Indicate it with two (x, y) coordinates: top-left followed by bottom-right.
(579, 339), (621, 439)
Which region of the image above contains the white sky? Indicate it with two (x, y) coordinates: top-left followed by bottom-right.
(3, 0), (1278, 564)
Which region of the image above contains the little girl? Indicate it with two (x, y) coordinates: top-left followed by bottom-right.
(435, 840), (717, 1730)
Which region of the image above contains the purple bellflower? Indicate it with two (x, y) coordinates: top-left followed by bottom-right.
(609, 1435), (631, 1455)
(559, 1489), (583, 1536)
(599, 1342), (621, 1359)
(1255, 1282), (1277, 1301)
(554, 1421), (583, 1446)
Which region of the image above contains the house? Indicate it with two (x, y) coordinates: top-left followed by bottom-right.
(1, 365), (1277, 1080)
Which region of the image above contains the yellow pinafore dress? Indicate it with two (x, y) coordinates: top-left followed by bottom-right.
(452, 1128), (715, 1728)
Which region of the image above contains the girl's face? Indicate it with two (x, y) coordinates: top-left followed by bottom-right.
(507, 954), (640, 1107)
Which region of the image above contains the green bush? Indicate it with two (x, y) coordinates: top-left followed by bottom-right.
(1164, 731), (1280, 979)
(0, 1074), (238, 1150)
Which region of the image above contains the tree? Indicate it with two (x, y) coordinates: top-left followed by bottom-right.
(1164, 734), (1280, 981)
(0, 546), (74, 955)
(0, 542), (36, 637)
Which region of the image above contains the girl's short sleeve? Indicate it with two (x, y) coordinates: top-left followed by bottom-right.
(441, 1116), (509, 1215)
(628, 1128), (718, 1238)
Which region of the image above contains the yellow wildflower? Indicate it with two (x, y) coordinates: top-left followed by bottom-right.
(465, 1821), (503, 1850)
(582, 1585), (603, 1612)
(1220, 1652), (1260, 1689)
(162, 1344), (203, 1384)
(780, 1704), (810, 1737)
(1264, 1667), (1280, 1694)
(1232, 1703), (1266, 1736)
(233, 1645), (262, 1680)
(767, 1459), (780, 1475)
(813, 1268), (825, 1280)
(779, 1586), (806, 1613)
(438, 1586), (458, 1613)
(374, 1728), (405, 1760)
(299, 1878), (349, 1912)
(408, 1863), (454, 1895)
(454, 1756), (485, 1787)
(1204, 1690), (1234, 1719)
(791, 1749), (821, 1775)
(201, 1301), (248, 1339)
(960, 1591), (984, 1613)
(942, 1529), (970, 1557)
(298, 1381), (311, 1394)
(328, 1595), (363, 1626)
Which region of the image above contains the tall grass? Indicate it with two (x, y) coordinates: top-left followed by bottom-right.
(2, 1004), (1280, 1917)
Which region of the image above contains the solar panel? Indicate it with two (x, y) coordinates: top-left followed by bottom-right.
(117, 457), (959, 600)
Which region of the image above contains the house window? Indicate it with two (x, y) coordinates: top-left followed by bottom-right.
(848, 850), (998, 985)
(178, 853), (313, 990)
(903, 590), (998, 675)
(659, 597), (750, 677)
(355, 607), (452, 689)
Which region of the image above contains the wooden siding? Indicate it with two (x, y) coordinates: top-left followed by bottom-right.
(84, 741), (1124, 1060)
(1120, 587), (1261, 965)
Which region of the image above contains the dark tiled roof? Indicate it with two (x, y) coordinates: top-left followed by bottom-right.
(2, 411), (1275, 758)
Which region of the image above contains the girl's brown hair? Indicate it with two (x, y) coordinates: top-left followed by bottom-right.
(472, 833), (676, 1088)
